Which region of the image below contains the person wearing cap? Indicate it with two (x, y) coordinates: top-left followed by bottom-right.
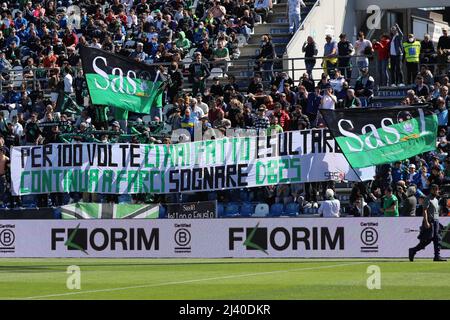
(389, 23), (405, 87)
(403, 33), (421, 85)
(323, 34), (338, 78)
(406, 164), (421, 187)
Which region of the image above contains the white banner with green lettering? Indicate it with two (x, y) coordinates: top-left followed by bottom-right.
(11, 129), (375, 195)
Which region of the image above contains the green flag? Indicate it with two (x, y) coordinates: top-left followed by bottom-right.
(320, 105), (438, 168)
(55, 93), (84, 115)
(80, 46), (165, 114)
(61, 202), (160, 219)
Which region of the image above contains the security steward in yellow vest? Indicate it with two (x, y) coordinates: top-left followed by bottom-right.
(403, 34), (421, 84)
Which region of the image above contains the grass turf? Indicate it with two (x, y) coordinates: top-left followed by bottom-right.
(0, 258), (449, 300)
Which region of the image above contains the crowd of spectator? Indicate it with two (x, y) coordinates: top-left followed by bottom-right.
(0, 0), (448, 218)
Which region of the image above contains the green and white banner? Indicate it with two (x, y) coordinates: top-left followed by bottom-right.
(60, 203), (159, 219)
(80, 46), (164, 114)
(320, 106), (438, 168)
(11, 129), (375, 195)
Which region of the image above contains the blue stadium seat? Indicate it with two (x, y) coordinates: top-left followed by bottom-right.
(239, 202), (254, 217)
(217, 203), (225, 218)
(239, 190), (250, 202)
(225, 203), (240, 217)
(253, 203), (269, 217)
(269, 203), (284, 217)
(21, 195), (37, 208)
(159, 206), (167, 219)
(285, 203), (300, 216)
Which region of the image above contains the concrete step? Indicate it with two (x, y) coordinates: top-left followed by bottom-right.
(247, 33), (291, 44)
(239, 42), (287, 57)
(254, 22), (290, 34)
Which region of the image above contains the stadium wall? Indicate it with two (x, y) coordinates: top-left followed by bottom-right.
(1, 218), (449, 258)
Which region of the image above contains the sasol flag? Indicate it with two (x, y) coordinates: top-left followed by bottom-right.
(320, 106), (438, 168)
(80, 46), (164, 114)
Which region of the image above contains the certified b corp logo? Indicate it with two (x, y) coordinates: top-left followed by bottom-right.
(0, 228), (16, 252)
(360, 227), (378, 253)
(174, 226), (191, 253)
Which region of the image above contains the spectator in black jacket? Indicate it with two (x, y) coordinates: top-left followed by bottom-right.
(337, 33), (354, 81)
(256, 34), (276, 83)
(189, 52), (211, 96)
(302, 36), (318, 80)
(414, 75), (430, 100)
(168, 62), (184, 104)
(349, 196), (371, 217)
(354, 67), (375, 106)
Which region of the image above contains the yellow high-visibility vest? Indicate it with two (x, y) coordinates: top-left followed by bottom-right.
(403, 41), (421, 63)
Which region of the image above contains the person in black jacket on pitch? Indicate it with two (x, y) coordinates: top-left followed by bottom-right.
(409, 184), (447, 262)
(256, 34), (276, 83)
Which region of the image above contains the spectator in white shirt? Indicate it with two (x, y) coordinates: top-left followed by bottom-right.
(318, 189), (341, 217)
(354, 31), (373, 69)
(63, 67), (73, 94)
(320, 86), (337, 110)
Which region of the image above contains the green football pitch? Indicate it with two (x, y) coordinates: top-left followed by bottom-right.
(0, 258), (449, 300)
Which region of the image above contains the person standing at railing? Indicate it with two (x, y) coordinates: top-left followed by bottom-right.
(403, 33), (421, 85)
(372, 34), (391, 87)
(287, 0), (306, 35)
(337, 33), (354, 82)
(354, 31), (373, 70)
(389, 23), (405, 87)
(256, 34), (276, 83)
(437, 28), (450, 76)
(302, 36), (318, 80)
(420, 34), (437, 74)
(323, 35), (338, 78)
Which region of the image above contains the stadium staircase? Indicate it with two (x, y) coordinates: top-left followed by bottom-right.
(203, 0), (318, 90)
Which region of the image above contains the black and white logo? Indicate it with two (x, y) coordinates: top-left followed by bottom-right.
(360, 222), (379, 253)
(0, 224), (16, 253)
(174, 224), (191, 253)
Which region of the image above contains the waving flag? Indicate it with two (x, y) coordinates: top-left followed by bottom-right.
(320, 106), (438, 168)
(80, 46), (165, 114)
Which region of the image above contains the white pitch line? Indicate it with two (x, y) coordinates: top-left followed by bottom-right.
(17, 261), (367, 300)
